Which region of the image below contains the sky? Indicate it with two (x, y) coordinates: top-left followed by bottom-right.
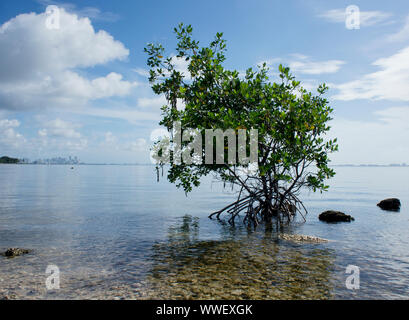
(0, 0), (408, 164)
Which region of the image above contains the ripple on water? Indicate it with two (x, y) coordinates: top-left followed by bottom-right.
(1, 165), (409, 299)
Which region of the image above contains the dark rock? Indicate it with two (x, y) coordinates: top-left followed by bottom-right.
(319, 211), (354, 223)
(2, 248), (31, 258)
(377, 198), (401, 211)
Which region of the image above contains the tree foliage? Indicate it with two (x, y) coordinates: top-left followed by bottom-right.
(145, 23), (338, 226)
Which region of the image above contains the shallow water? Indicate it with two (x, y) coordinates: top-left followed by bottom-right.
(0, 165), (408, 299)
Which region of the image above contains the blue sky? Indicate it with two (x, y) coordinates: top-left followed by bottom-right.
(0, 0), (408, 164)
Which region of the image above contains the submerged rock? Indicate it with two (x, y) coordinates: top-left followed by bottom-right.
(0, 293), (17, 300)
(319, 211), (354, 223)
(377, 198), (401, 211)
(279, 234), (328, 244)
(2, 248), (31, 258)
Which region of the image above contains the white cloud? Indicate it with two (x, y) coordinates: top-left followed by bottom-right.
(150, 128), (170, 142)
(263, 54), (345, 75)
(137, 96), (167, 108)
(138, 56), (192, 79)
(100, 132), (148, 154)
(125, 138), (147, 152)
(319, 9), (392, 27)
(38, 1), (120, 22)
(0, 119), (26, 148)
(137, 95), (185, 111)
(63, 139), (88, 150)
(375, 107), (409, 126)
(39, 118), (82, 139)
(171, 56), (191, 79)
(73, 107), (161, 123)
(36, 135), (88, 151)
(333, 46), (409, 101)
(388, 14), (409, 42)
(330, 107), (409, 164)
(0, 119), (20, 128)
(132, 68), (150, 77)
(38, 128), (48, 137)
(104, 131), (117, 144)
(0, 8), (136, 111)
(35, 118), (87, 151)
(289, 56), (345, 75)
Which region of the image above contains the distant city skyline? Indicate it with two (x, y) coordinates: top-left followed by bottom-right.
(1, 153), (408, 167)
(30, 155), (81, 165)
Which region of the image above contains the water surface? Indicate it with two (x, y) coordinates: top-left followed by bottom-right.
(0, 165), (408, 299)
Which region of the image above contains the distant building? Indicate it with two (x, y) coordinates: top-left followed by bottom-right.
(31, 156), (81, 165)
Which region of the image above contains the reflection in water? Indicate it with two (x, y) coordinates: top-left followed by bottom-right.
(146, 216), (336, 299)
(3, 166), (408, 299)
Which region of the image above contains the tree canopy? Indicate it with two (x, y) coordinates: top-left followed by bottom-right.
(145, 23), (338, 226)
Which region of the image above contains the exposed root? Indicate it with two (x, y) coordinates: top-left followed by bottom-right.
(209, 190), (308, 227)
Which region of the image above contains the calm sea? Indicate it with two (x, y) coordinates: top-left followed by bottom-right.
(0, 164), (408, 299)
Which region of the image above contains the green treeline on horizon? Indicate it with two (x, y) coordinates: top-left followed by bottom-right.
(0, 156), (20, 164)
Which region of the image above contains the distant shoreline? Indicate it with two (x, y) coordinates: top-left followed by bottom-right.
(0, 163), (156, 166)
(0, 163), (407, 167)
(332, 164), (409, 168)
